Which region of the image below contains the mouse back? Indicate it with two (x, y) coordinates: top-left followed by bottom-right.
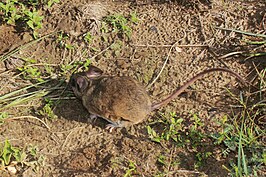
(81, 76), (152, 125)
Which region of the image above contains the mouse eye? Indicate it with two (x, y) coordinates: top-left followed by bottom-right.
(70, 77), (77, 88)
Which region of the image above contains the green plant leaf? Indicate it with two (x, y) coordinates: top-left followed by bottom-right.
(13, 148), (26, 163)
(65, 44), (74, 50)
(27, 20), (34, 29)
(2, 140), (13, 165)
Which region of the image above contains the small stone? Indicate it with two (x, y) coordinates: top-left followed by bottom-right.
(7, 166), (17, 174)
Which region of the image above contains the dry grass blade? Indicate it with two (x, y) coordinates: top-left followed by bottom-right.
(147, 41), (178, 88)
(61, 126), (86, 150)
(253, 63), (266, 87)
(133, 44), (208, 48)
(4, 116), (50, 130)
(218, 51), (244, 59)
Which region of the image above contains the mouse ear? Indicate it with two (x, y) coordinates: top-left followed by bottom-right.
(76, 76), (88, 92)
(85, 65), (103, 78)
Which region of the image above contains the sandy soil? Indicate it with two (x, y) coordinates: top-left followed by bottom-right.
(0, 0), (265, 176)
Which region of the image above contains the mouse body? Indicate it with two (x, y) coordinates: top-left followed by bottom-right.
(70, 66), (153, 128)
(70, 65), (245, 129)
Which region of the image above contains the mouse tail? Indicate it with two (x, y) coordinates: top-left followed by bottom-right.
(151, 68), (246, 111)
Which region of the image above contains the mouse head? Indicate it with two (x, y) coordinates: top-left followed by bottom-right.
(70, 65), (103, 99)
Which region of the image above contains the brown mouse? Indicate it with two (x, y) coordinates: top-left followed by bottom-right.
(70, 65), (246, 130)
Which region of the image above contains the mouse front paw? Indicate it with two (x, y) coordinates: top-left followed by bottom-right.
(87, 114), (98, 123)
(89, 114), (98, 119)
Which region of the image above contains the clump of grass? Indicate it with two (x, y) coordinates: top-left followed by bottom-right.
(124, 160), (137, 177)
(147, 112), (184, 145)
(37, 98), (58, 120)
(0, 77), (65, 130)
(103, 12), (139, 38)
(211, 26), (266, 174)
(217, 68), (265, 176)
(0, 0), (59, 38)
(0, 77), (66, 129)
(0, 80), (51, 111)
(147, 111), (215, 174)
(56, 32), (75, 50)
(147, 112), (212, 171)
(147, 112), (208, 149)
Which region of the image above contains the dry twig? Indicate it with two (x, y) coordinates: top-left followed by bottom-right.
(146, 41), (179, 88)
(4, 116), (50, 130)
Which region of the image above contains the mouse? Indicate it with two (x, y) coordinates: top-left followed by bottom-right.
(70, 65), (246, 130)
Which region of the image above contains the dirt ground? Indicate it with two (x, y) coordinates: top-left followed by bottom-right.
(0, 0), (265, 176)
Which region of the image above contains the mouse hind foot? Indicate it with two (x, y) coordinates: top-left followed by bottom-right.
(105, 120), (134, 132)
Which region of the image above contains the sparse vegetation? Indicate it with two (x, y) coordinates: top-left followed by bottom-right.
(147, 67), (265, 176)
(0, 112), (9, 125)
(83, 32), (93, 44)
(147, 112), (184, 144)
(0, 0), (265, 176)
(38, 98), (58, 120)
(56, 32), (75, 50)
(0, 0), (59, 38)
(124, 160), (137, 177)
(0, 140), (44, 174)
(104, 13), (138, 38)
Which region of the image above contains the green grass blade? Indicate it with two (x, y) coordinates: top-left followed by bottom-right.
(241, 144), (248, 176)
(0, 83), (64, 103)
(244, 53), (266, 57)
(0, 89), (44, 103)
(0, 80), (50, 100)
(0, 90), (50, 111)
(237, 119), (249, 177)
(244, 40), (266, 45)
(237, 122), (242, 176)
(216, 27), (266, 38)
